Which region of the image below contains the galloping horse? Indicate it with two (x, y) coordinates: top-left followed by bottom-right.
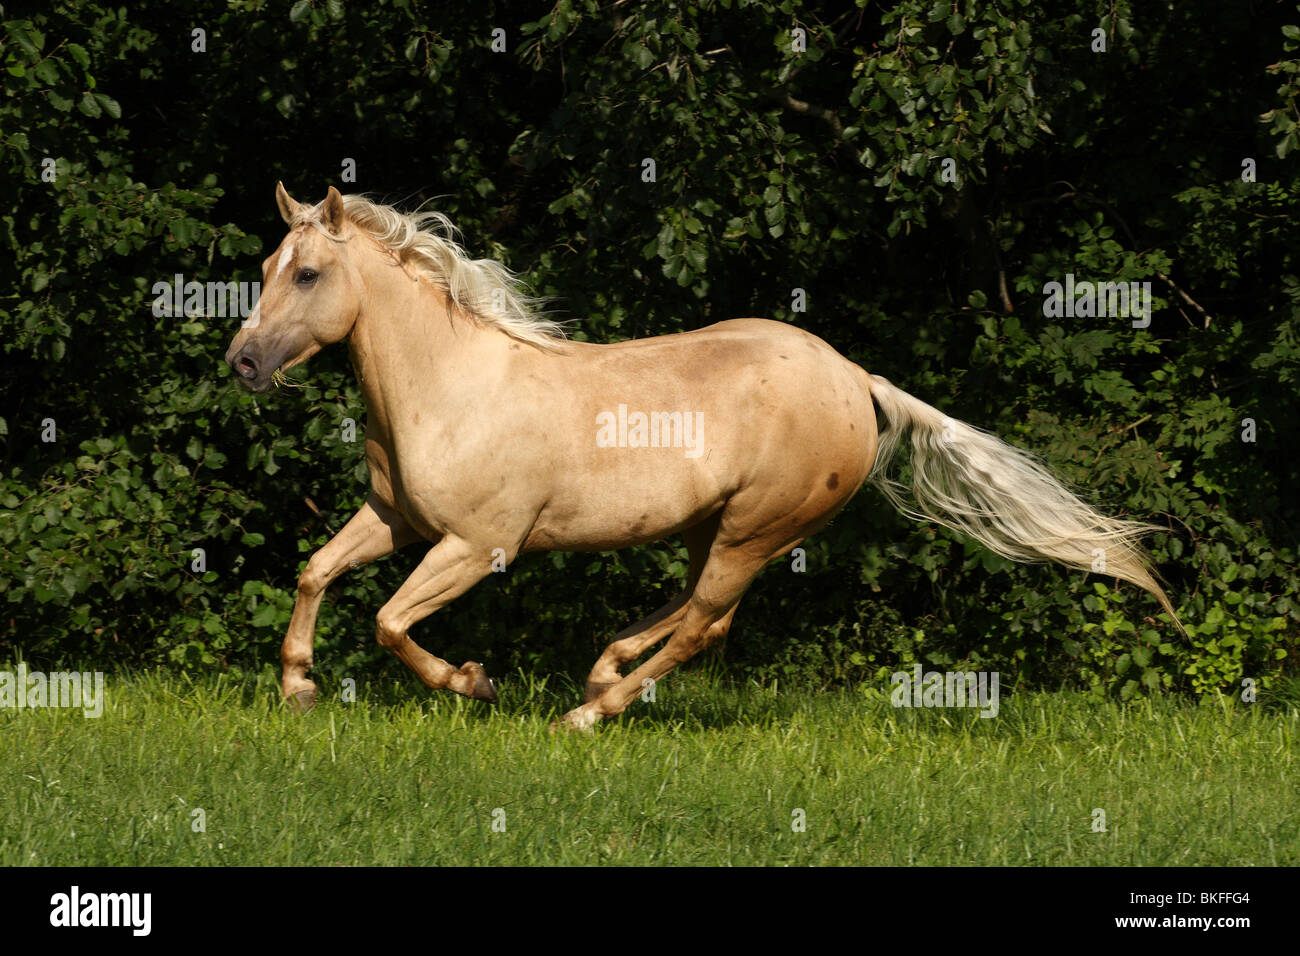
(225, 184), (1181, 731)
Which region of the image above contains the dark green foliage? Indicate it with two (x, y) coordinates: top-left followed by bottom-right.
(1, 0), (1295, 697)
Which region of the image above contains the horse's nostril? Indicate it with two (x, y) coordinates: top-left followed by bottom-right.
(237, 357), (258, 379)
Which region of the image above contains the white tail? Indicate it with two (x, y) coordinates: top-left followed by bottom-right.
(867, 374), (1183, 632)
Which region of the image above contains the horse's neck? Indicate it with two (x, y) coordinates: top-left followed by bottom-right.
(346, 278), (501, 438)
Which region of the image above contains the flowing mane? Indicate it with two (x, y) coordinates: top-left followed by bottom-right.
(297, 194), (571, 351)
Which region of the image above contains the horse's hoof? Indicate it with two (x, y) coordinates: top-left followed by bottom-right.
(584, 680), (614, 704)
(549, 718), (591, 735)
(462, 662), (498, 703)
(288, 687), (317, 713)
(558, 707), (597, 734)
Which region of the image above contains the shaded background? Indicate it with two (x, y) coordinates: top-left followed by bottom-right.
(2, 0), (1296, 699)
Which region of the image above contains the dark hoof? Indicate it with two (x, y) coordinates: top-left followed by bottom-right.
(462, 662), (498, 703)
(288, 687), (317, 713)
(584, 680), (614, 704)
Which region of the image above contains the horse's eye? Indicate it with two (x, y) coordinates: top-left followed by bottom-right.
(296, 268), (319, 285)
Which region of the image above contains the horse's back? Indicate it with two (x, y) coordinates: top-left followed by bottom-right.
(521, 317), (878, 549)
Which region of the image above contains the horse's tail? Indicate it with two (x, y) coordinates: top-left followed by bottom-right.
(866, 373), (1184, 633)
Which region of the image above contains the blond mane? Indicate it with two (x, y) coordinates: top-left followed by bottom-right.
(299, 194), (571, 351)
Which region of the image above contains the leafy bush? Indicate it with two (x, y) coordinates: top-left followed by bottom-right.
(2, 0), (1295, 698)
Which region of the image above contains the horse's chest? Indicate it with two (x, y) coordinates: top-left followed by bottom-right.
(365, 438), (458, 538)
(364, 437), (401, 508)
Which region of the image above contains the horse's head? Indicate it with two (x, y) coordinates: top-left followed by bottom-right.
(224, 182), (364, 392)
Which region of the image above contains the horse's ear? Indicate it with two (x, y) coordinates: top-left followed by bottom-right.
(276, 181), (301, 225)
(322, 186), (346, 236)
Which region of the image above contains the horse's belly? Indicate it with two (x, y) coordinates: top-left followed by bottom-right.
(523, 456), (725, 552)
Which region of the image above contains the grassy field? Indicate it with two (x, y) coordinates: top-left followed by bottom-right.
(1, 666), (1295, 866)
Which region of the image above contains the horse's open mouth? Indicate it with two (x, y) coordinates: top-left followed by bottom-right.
(230, 359), (279, 393)
(228, 347), (296, 392)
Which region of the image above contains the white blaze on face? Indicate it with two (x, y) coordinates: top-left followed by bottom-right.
(275, 240), (296, 279)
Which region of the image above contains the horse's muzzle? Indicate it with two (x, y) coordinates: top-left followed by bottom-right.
(226, 344), (273, 391)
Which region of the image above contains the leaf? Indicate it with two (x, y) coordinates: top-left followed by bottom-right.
(67, 43), (90, 69)
(683, 243), (707, 273)
(33, 59), (60, 85)
(94, 93), (121, 119)
(251, 602), (278, 627)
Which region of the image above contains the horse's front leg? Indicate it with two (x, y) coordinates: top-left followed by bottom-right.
(282, 494), (421, 710)
(374, 535), (501, 701)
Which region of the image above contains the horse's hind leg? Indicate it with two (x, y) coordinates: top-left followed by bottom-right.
(583, 516), (720, 702)
(584, 596), (690, 702)
(562, 533), (785, 732)
(282, 493), (421, 710)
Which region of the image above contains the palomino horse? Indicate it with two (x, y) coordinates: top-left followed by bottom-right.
(225, 184), (1181, 731)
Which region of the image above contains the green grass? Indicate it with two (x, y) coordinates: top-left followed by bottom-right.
(1, 666), (1296, 865)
